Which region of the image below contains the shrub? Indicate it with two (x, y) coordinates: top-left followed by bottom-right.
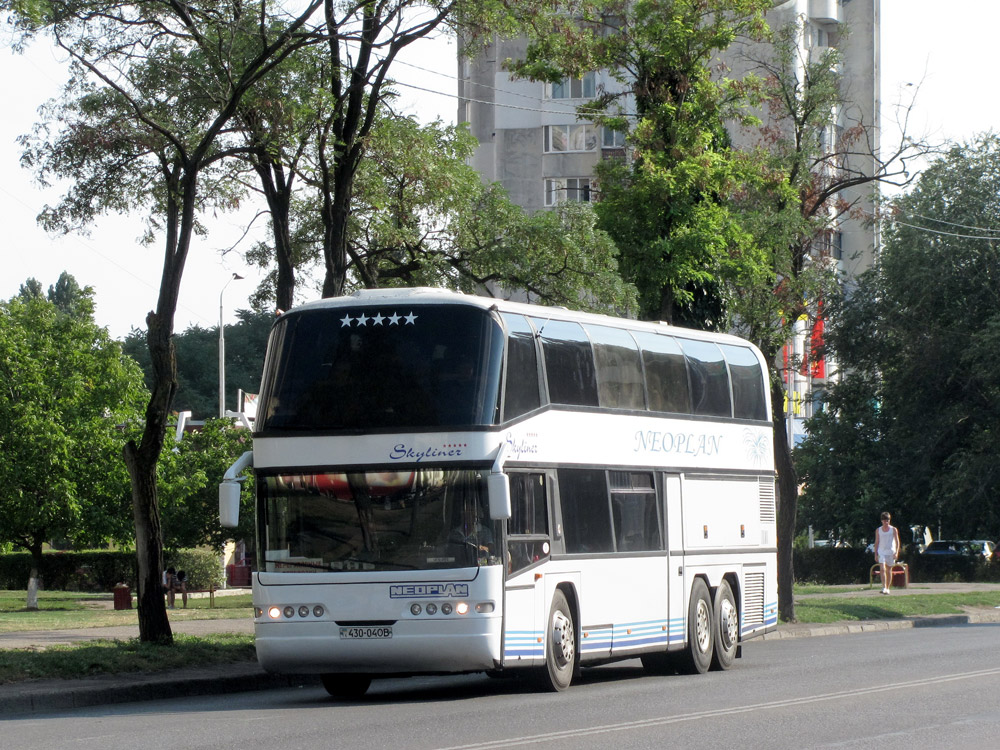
(0, 551), (136, 590)
(165, 549), (224, 590)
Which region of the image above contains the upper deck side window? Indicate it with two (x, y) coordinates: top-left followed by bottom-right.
(256, 304), (503, 432)
(719, 343), (768, 421)
(530, 318), (600, 407)
(680, 339), (732, 418)
(583, 323), (645, 410)
(500, 313), (542, 421)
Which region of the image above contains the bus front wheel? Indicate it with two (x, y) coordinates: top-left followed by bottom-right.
(320, 673), (372, 699)
(540, 590), (576, 691)
(678, 578), (714, 674)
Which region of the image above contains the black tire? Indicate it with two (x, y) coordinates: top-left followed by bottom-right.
(678, 578), (714, 675)
(540, 590), (576, 691)
(711, 579), (738, 671)
(320, 673), (372, 699)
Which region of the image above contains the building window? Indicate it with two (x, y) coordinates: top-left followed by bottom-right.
(544, 178), (592, 206)
(602, 128), (626, 148)
(544, 124), (598, 153)
(549, 73), (596, 100)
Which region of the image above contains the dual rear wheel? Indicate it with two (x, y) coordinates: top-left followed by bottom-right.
(644, 577), (739, 676)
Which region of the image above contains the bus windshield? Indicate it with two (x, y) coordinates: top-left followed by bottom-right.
(257, 304), (504, 431)
(260, 469), (502, 572)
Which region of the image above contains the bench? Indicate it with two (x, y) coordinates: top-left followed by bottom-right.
(869, 563), (908, 588)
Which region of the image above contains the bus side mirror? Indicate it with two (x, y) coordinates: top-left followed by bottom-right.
(488, 473), (511, 520)
(220, 481), (241, 528)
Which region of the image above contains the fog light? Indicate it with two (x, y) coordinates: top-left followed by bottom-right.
(268, 606), (281, 619)
(283, 606), (295, 618)
(455, 602), (469, 615)
(475, 602), (495, 614)
(298, 606), (309, 618)
(441, 603), (453, 615)
(426, 603), (438, 615)
(313, 605), (325, 618)
(410, 603), (422, 616)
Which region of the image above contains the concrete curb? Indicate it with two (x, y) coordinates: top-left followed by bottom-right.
(0, 662), (320, 716)
(3, 611), (999, 716)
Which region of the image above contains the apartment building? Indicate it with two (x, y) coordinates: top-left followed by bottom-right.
(458, 0), (880, 443)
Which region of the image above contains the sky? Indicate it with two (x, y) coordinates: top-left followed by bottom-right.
(1, 1), (997, 340)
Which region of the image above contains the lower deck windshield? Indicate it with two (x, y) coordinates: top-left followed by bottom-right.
(261, 469), (501, 572)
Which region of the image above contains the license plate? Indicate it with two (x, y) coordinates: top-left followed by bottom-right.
(339, 626), (392, 639)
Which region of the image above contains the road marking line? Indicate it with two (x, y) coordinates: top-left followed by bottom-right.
(435, 667), (1000, 750)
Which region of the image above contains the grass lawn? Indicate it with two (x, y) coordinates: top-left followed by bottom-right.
(0, 633), (256, 684)
(0, 590), (253, 634)
(792, 585), (1000, 623)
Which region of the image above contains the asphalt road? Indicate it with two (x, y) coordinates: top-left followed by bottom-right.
(3, 622), (999, 750)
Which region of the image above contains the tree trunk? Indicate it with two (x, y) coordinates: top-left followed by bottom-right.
(321, 159), (356, 298)
(771, 377), (798, 622)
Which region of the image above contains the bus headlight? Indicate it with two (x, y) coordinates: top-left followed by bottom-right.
(298, 606), (309, 618)
(283, 606), (295, 618)
(441, 603), (453, 615)
(454, 602), (469, 615)
(410, 603), (422, 616)
(313, 605), (325, 618)
(268, 606), (282, 619)
(426, 603), (438, 615)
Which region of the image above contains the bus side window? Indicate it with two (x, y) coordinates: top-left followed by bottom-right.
(501, 314), (542, 420)
(680, 339), (732, 418)
(531, 318), (599, 407)
(507, 473), (549, 574)
(558, 469), (614, 554)
(720, 343), (768, 421)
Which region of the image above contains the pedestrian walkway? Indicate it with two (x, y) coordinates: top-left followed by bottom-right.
(2, 583), (999, 716)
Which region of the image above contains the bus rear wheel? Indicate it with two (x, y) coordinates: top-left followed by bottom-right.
(711, 580), (738, 671)
(540, 590), (576, 691)
(678, 578), (714, 674)
(320, 673), (372, 699)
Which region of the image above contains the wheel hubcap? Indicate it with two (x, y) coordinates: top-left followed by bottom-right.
(552, 611), (574, 667)
(720, 598), (738, 650)
(695, 600), (711, 652)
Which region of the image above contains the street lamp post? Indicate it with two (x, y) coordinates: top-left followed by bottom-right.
(219, 273), (244, 418)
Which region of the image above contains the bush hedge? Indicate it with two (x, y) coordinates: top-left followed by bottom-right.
(0, 549), (226, 591)
(794, 546), (1000, 584)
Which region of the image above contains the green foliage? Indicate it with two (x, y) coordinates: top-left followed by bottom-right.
(508, 0), (772, 325)
(164, 549), (225, 590)
(798, 134), (1000, 541)
(0, 551), (137, 590)
(0, 282), (148, 558)
(158, 419), (255, 552)
(792, 547), (874, 585)
(123, 310), (272, 419)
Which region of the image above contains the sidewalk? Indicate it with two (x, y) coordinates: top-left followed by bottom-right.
(2, 582), (999, 715)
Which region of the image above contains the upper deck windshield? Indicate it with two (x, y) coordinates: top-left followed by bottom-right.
(257, 304), (504, 432)
(260, 469), (501, 573)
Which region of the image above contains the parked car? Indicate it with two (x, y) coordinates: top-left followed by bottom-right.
(920, 540), (995, 561)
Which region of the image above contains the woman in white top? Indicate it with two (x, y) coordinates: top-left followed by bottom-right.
(874, 512), (901, 594)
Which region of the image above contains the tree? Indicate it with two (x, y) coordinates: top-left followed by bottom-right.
(10, 0), (327, 642)
(507, 0), (774, 325)
(727, 20), (931, 620)
(124, 310), (274, 419)
(798, 134), (1000, 543)
(0, 280), (147, 609)
(158, 418), (256, 552)
(332, 115), (635, 309)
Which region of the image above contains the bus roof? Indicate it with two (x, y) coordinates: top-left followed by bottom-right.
(282, 287), (764, 353)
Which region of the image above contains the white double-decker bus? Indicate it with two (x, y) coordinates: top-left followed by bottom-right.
(220, 288), (777, 697)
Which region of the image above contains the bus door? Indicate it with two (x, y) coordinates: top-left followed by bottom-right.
(663, 473), (686, 648)
(501, 471), (552, 667)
